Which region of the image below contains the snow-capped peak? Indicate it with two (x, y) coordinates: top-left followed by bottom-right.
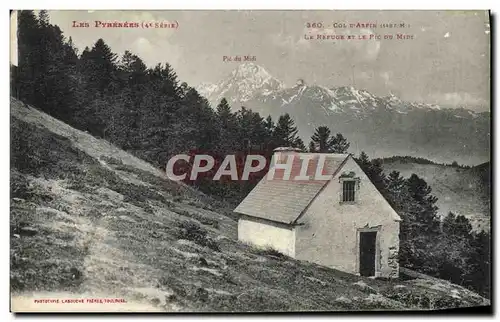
(196, 82), (218, 98)
(230, 62), (270, 79)
(386, 92), (402, 103)
(200, 63), (285, 107)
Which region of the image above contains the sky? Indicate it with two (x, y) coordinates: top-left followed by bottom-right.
(44, 10), (491, 111)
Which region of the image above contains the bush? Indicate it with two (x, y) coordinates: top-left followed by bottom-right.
(176, 221), (219, 251)
(174, 209), (219, 229)
(254, 247), (287, 259)
(11, 171), (32, 200)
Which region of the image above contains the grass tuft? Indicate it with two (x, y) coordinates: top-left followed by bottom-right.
(176, 221), (220, 252)
(253, 247), (288, 260)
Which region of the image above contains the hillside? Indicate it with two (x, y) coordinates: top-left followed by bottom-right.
(10, 97), (490, 312)
(379, 157), (491, 232)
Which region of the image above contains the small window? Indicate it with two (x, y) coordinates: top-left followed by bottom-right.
(342, 180), (356, 202)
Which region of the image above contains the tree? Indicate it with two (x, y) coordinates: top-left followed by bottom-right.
(38, 10), (49, 27)
(468, 231), (491, 298)
(16, 10), (40, 104)
(235, 107), (268, 148)
(18, 10), (77, 120)
(216, 98), (237, 133)
(215, 98), (238, 153)
(356, 151), (371, 169)
(120, 50), (146, 73)
(430, 212), (477, 286)
(84, 38), (118, 94)
(119, 50), (147, 107)
(158, 62), (180, 98)
(355, 153), (387, 193)
(178, 87), (220, 153)
(368, 159), (387, 192)
(385, 170), (406, 208)
(293, 137), (306, 151)
(62, 37), (79, 68)
(329, 133), (350, 153)
(308, 141), (315, 153)
(310, 126), (332, 152)
(263, 115), (275, 138)
(216, 98), (232, 119)
(442, 212), (473, 239)
(273, 113), (300, 147)
(262, 115), (276, 151)
(406, 174), (440, 236)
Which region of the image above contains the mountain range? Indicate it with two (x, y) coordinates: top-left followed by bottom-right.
(197, 63), (490, 166)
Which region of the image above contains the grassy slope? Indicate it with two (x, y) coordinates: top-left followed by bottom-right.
(379, 159), (490, 232)
(10, 98), (489, 312)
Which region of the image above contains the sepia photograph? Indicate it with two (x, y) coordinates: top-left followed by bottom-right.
(9, 8), (492, 313)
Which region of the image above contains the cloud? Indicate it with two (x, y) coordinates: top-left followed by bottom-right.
(130, 36), (183, 69)
(331, 27), (381, 62)
(270, 32), (310, 51)
(295, 35), (311, 49)
(379, 71), (394, 86)
(356, 29), (381, 61)
(430, 92), (488, 107)
(359, 71), (372, 80)
(132, 37), (152, 51)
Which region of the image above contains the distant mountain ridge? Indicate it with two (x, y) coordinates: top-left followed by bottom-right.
(379, 157), (491, 232)
(197, 63), (490, 165)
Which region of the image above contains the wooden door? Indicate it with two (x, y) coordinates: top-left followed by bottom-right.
(359, 231), (377, 277)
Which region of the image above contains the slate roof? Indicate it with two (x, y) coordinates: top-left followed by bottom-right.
(234, 153), (350, 224)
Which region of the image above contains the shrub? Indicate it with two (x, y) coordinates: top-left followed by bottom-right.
(66, 178), (91, 193)
(175, 209), (219, 229)
(11, 171), (31, 200)
(176, 221), (220, 251)
(254, 247), (287, 259)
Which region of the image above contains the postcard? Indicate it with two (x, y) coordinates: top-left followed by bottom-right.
(10, 9), (491, 313)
